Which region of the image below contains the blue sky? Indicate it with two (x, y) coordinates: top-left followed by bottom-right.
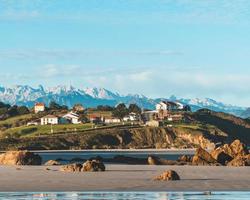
(0, 0), (250, 106)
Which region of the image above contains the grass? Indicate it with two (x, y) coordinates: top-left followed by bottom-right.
(0, 121), (139, 139)
(0, 114), (34, 126)
(1, 123), (94, 138)
(173, 122), (227, 137)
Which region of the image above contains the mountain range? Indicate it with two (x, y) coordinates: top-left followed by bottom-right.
(0, 85), (248, 118)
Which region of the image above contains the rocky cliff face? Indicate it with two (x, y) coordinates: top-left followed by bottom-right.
(0, 127), (222, 150)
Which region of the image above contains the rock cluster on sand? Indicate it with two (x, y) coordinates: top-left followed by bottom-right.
(60, 163), (83, 172)
(82, 160), (105, 172)
(0, 151), (42, 165)
(60, 160), (105, 172)
(44, 160), (61, 166)
(192, 147), (220, 166)
(147, 140), (249, 167)
(210, 140), (250, 167)
(154, 170), (180, 181)
(192, 139), (250, 167)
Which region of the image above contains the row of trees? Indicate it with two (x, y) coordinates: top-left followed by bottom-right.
(0, 102), (30, 120)
(112, 103), (141, 120)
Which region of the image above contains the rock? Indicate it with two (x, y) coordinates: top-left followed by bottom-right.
(210, 140), (248, 165)
(177, 155), (192, 163)
(148, 156), (184, 165)
(148, 156), (161, 165)
(0, 151), (42, 165)
(60, 163), (83, 172)
(44, 160), (61, 166)
(192, 147), (219, 166)
(227, 154), (250, 167)
(82, 160), (105, 172)
(229, 140), (248, 157)
(211, 147), (233, 165)
(154, 170), (180, 181)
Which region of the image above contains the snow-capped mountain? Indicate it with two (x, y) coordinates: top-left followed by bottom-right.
(84, 87), (119, 100)
(0, 85), (247, 117)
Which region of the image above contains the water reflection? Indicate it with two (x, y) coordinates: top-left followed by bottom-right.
(0, 192), (249, 200)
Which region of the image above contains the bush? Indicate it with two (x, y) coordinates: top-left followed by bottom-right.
(20, 127), (37, 135)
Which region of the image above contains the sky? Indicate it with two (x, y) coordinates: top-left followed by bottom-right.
(0, 0), (250, 106)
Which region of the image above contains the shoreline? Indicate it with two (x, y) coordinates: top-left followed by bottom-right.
(0, 164), (249, 192)
(1, 148), (196, 153)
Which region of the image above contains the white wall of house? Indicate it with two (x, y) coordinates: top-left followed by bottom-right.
(156, 102), (168, 111)
(41, 117), (58, 125)
(35, 105), (45, 113)
(62, 112), (80, 124)
(104, 118), (121, 124)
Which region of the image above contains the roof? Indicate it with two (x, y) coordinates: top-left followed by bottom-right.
(35, 103), (45, 106)
(104, 117), (120, 120)
(159, 101), (177, 106)
(63, 112), (79, 119)
(88, 114), (101, 118)
(41, 115), (58, 119)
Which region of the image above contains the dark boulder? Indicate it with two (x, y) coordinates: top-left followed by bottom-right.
(154, 170), (180, 181)
(82, 160), (105, 172)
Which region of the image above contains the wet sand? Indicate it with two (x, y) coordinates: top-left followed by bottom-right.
(0, 164), (250, 192)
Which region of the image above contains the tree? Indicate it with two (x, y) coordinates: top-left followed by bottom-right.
(7, 106), (18, 117)
(112, 103), (129, 120)
(49, 101), (68, 110)
(183, 105), (191, 112)
(0, 102), (10, 109)
(128, 104), (141, 114)
(97, 105), (114, 111)
(17, 106), (30, 115)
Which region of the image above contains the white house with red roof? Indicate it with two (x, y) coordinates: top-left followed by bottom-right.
(34, 102), (45, 113)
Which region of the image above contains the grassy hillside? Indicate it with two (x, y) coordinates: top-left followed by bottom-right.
(0, 110), (249, 150)
(1, 123), (94, 138)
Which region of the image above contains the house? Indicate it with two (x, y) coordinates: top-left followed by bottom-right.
(123, 112), (139, 122)
(175, 102), (185, 110)
(88, 114), (102, 124)
(141, 110), (158, 122)
(156, 101), (178, 112)
(104, 117), (121, 124)
(41, 115), (59, 125)
(62, 112), (81, 124)
(73, 104), (85, 112)
(34, 103), (45, 113)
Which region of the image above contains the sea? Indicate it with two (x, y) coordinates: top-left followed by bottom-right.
(36, 149), (195, 164)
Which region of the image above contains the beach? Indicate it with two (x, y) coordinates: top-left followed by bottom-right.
(0, 164), (250, 192)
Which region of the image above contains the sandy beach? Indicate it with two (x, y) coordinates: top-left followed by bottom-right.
(0, 164), (249, 192)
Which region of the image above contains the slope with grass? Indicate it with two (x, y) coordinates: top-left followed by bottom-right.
(0, 110), (249, 150)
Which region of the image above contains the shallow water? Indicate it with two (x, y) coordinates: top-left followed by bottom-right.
(0, 192), (249, 200)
